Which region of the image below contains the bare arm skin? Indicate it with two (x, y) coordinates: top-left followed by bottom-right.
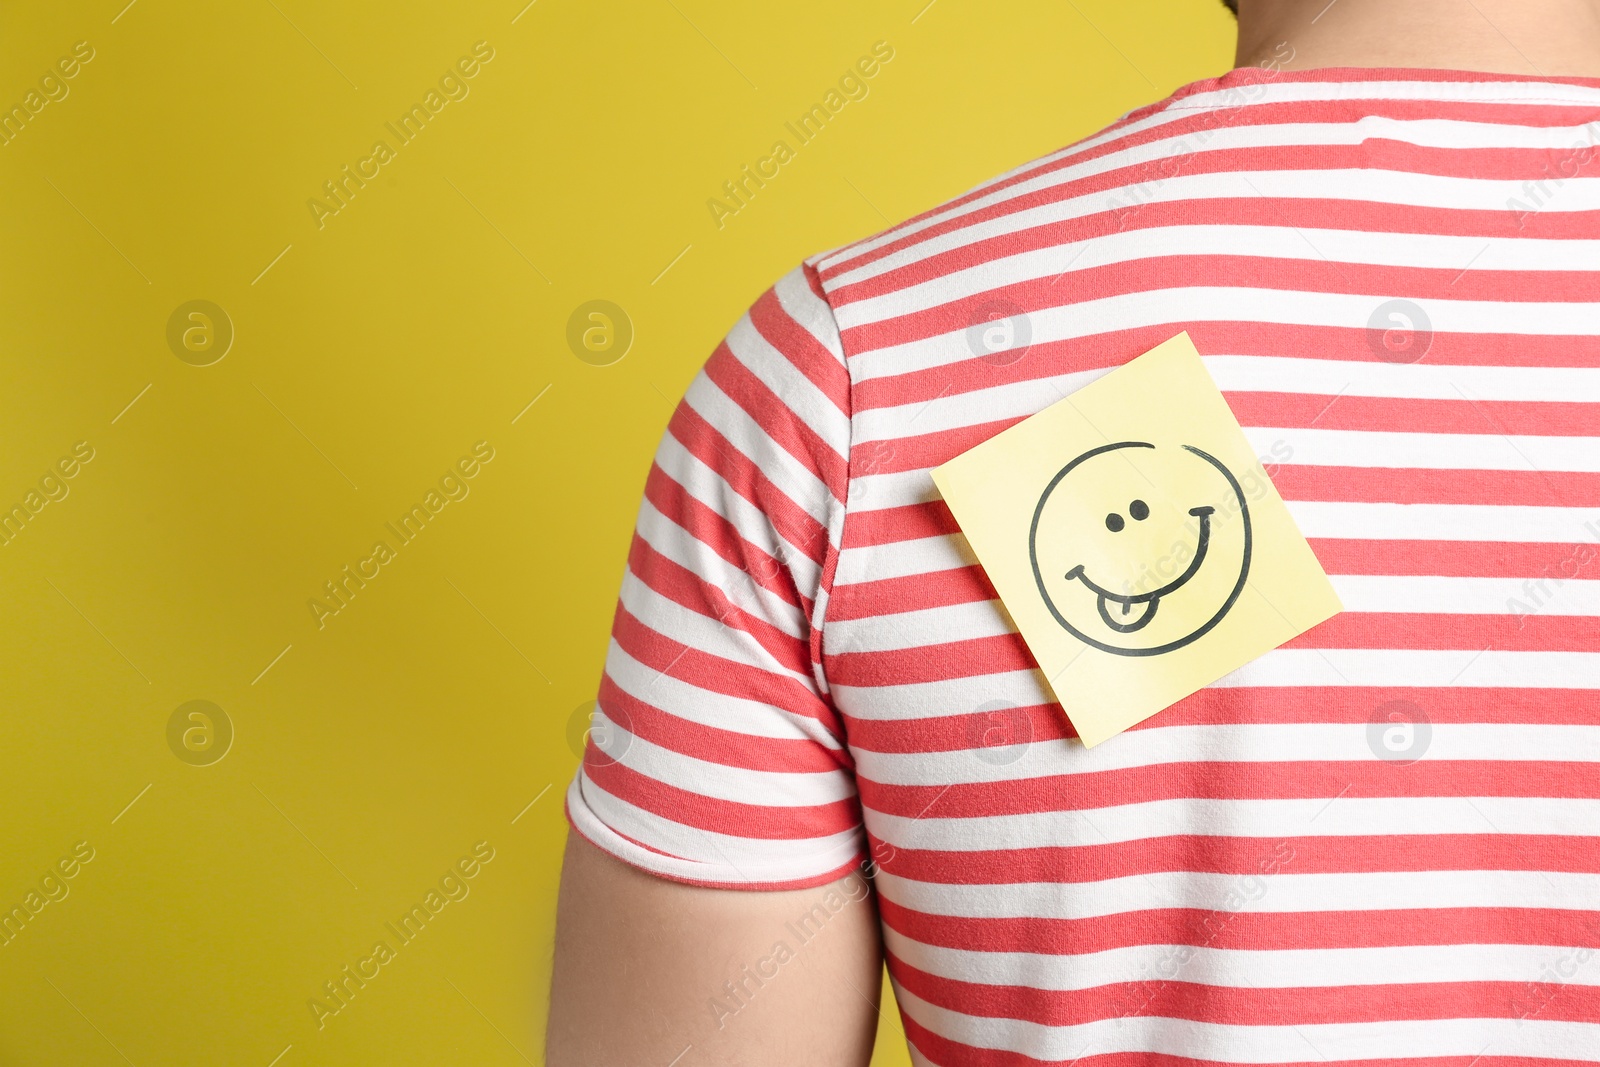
(547, 833), (885, 1067)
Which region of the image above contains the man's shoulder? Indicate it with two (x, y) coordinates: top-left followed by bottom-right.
(802, 91), (1197, 323)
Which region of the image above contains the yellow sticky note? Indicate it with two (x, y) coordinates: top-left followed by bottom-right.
(931, 332), (1342, 748)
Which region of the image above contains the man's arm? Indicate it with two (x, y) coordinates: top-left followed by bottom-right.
(547, 832), (884, 1067)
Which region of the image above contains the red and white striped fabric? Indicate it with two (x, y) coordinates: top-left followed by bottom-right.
(567, 65), (1600, 1064)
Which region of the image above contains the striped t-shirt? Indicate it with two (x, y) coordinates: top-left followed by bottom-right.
(567, 65), (1600, 1064)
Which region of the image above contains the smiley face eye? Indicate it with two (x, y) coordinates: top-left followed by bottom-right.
(1130, 499), (1149, 521)
(1105, 513), (1125, 532)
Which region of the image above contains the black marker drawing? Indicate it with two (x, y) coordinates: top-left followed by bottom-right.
(1027, 441), (1252, 657)
(1064, 502), (1214, 633)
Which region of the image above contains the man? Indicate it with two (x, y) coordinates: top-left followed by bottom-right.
(549, 0), (1600, 1062)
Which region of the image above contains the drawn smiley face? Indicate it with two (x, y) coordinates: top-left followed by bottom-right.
(1028, 441), (1252, 656)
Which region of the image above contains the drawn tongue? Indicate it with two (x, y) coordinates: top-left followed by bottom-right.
(1099, 593), (1157, 632)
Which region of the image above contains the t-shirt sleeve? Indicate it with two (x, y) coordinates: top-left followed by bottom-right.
(564, 262), (866, 890)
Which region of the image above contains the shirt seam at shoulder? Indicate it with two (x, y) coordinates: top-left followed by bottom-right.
(802, 259), (854, 697)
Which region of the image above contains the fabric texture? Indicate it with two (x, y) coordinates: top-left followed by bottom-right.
(568, 65), (1600, 1063)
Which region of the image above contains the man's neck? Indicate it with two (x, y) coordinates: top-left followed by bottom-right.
(1235, 0), (1600, 78)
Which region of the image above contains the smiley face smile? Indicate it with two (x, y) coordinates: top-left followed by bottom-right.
(1063, 506), (1215, 633)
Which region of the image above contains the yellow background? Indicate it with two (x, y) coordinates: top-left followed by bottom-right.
(0, 2), (1232, 1063)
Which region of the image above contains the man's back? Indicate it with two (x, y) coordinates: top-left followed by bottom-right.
(556, 58), (1600, 1067)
